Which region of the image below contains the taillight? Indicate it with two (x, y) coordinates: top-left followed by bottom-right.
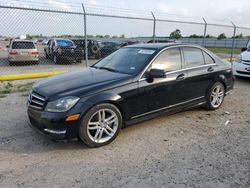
(31, 51), (39, 55)
(9, 50), (18, 55)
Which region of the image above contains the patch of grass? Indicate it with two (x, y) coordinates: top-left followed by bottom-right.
(207, 47), (241, 55)
(0, 82), (33, 94)
(0, 94), (7, 98)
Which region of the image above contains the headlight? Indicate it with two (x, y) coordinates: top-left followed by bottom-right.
(234, 55), (242, 63)
(45, 96), (80, 112)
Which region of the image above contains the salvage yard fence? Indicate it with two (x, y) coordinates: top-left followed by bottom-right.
(0, 0), (250, 77)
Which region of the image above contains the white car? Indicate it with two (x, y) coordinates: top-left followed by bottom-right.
(233, 40), (250, 77)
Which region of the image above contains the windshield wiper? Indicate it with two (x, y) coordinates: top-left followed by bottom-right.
(98, 66), (119, 73)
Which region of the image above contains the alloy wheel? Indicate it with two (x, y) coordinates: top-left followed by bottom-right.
(87, 109), (118, 144)
(210, 85), (224, 108)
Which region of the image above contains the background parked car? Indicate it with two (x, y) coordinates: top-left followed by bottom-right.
(99, 41), (125, 57)
(72, 39), (102, 59)
(233, 40), (250, 78)
(7, 40), (39, 65)
(44, 38), (80, 64)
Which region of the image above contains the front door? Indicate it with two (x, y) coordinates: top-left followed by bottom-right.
(135, 47), (188, 117)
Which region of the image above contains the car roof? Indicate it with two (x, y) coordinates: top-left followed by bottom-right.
(52, 38), (74, 41)
(12, 39), (34, 43)
(126, 42), (184, 50)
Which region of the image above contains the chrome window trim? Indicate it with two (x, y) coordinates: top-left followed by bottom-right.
(138, 44), (216, 81)
(131, 96), (205, 119)
(139, 64), (217, 82)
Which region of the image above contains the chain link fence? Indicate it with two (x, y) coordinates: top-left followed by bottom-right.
(0, 1), (250, 76)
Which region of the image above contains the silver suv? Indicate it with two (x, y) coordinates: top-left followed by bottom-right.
(7, 40), (39, 65)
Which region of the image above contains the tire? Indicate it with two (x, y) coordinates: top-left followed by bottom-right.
(90, 45), (99, 54)
(205, 82), (225, 110)
(53, 54), (58, 64)
(45, 51), (49, 59)
(9, 61), (14, 66)
(79, 103), (122, 148)
(95, 51), (101, 59)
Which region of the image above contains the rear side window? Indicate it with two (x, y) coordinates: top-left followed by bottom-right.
(12, 42), (35, 49)
(56, 40), (74, 47)
(203, 52), (214, 64)
(152, 48), (182, 72)
(183, 47), (205, 68)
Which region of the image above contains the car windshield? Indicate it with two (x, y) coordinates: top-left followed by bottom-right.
(12, 42), (35, 49)
(93, 48), (155, 75)
(56, 40), (74, 47)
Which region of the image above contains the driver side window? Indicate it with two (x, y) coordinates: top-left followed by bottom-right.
(151, 48), (182, 72)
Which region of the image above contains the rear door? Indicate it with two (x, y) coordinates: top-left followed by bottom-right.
(182, 47), (217, 100)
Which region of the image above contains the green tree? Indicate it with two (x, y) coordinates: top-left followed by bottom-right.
(104, 35), (110, 38)
(189, 34), (203, 38)
(120, 34), (125, 38)
(217, 33), (227, 40)
(234, 33), (243, 38)
(169, 29), (182, 39)
(206, 34), (216, 38)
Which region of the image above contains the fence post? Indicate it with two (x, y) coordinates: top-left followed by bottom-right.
(82, 3), (88, 67)
(230, 21), (236, 62)
(202, 17), (207, 47)
(151, 12), (156, 43)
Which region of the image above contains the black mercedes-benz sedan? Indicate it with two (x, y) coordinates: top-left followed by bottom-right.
(27, 43), (234, 147)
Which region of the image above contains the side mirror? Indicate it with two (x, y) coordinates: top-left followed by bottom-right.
(241, 47), (247, 52)
(6, 45), (9, 48)
(146, 68), (166, 79)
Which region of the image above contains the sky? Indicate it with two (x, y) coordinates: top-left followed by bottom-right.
(0, 0), (250, 38)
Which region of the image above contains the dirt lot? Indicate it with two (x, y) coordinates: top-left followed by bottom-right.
(0, 77), (249, 187)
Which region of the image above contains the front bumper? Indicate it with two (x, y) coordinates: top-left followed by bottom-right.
(232, 62), (250, 77)
(27, 107), (83, 140)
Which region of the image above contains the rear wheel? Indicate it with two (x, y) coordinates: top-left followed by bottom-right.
(53, 55), (58, 64)
(79, 103), (122, 147)
(205, 82), (225, 110)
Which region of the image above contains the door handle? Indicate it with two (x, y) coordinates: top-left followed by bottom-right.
(207, 67), (214, 72)
(176, 74), (185, 81)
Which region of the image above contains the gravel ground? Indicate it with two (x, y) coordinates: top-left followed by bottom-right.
(0, 77), (249, 188)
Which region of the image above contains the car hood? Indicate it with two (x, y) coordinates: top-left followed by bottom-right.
(32, 67), (133, 100)
(241, 50), (250, 61)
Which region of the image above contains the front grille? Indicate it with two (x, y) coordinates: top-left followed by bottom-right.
(28, 91), (46, 110)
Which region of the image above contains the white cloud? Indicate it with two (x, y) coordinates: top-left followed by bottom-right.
(48, 0), (73, 11)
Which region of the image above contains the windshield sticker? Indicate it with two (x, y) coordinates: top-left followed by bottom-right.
(138, 50), (155, 55)
(130, 67), (135, 70)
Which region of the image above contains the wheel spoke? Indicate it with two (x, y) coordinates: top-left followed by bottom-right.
(106, 116), (117, 125)
(88, 122), (99, 126)
(97, 129), (104, 141)
(106, 125), (114, 133)
(212, 97), (217, 105)
(211, 92), (216, 97)
(215, 86), (220, 94)
(104, 128), (112, 136)
(88, 125), (99, 130)
(218, 92), (224, 97)
(94, 129), (100, 140)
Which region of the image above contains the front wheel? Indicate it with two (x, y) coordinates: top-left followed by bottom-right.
(205, 82), (225, 110)
(79, 103), (122, 147)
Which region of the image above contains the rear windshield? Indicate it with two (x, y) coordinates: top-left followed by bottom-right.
(56, 40), (74, 47)
(12, 42), (35, 49)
